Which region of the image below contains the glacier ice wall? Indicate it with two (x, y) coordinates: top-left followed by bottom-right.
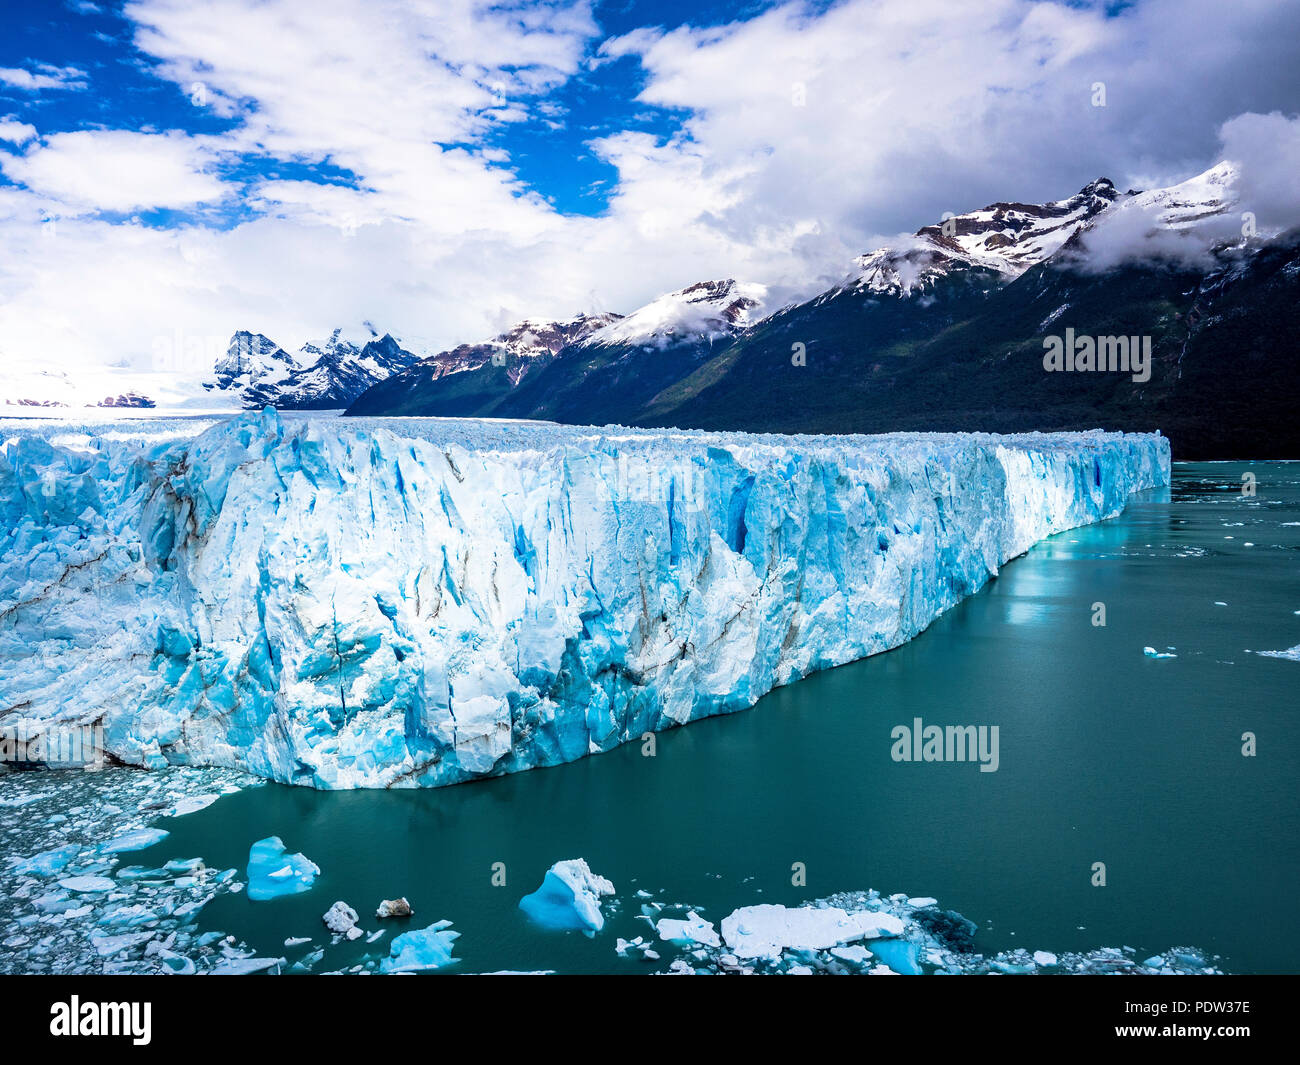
(0, 411), (1169, 788)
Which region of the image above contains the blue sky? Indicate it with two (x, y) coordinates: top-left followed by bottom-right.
(0, 0), (785, 218)
(0, 0), (1297, 402)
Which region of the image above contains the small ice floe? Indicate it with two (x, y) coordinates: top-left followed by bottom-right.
(99, 827), (169, 854)
(719, 903), (905, 962)
(169, 794), (220, 817)
(57, 875), (116, 893)
(829, 944), (874, 966)
(656, 911), (721, 948)
(375, 897), (413, 918)
(905, 897), (938, 908)
(323, 901), (363, 940)
(1253, 644), (1300, 661)
(380, 921), (459, 972)
(1214, 601), (1228, 606)
(366, 929), (386, 944)
(284, 936), (312, 948)
(209, 956), (286, 976)
(1143, 646), (1177, 659)
(13, 845), (81, 877)
(1033, 951), (1058, 967)
(519, 859), (615, 936)
(616, 936), (659, 960)
(245, 837), (319, 901)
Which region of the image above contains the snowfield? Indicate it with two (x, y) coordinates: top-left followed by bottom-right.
(0, 411), (1169, 788)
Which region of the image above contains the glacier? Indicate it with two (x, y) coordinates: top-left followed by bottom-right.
(0, 410), (1169, 789)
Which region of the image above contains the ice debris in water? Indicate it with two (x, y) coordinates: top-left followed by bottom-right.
(169, 795), (219, 817)
(380, 921), (459, 972)
(245, 837), (319, 901)
(1143, 646), (1177, 659)
(100, 827), (169, 853)
(519, 859), (615, 936)
(0, 766), (267, 975)
(1254, 644), (1300, 661)
(656, 911), (721, 948)
(376, 897), (413, 918)
(0, 410), (1169, 790)
(58, 875), (116, 893)
(322, 901), (362, 940)
(614, 890), (1224, 977)
(720, 903), (905, 961)
(12, 845), (81, 877)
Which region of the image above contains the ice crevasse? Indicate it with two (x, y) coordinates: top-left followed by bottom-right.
(0, 410), (1169, 788)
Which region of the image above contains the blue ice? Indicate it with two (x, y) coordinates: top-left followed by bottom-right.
(245, 836), (320, 901)
(380, 921), (460, 972)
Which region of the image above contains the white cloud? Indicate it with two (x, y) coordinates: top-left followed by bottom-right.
(0, 119), (38, 145)
(0, 130), (227, 213)
(0, 64), (88, 91)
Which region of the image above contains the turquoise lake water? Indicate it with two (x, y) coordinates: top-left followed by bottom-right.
(130, 461), (1300, 974)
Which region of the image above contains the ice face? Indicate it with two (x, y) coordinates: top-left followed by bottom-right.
(0, 410), (1170, 788)
(518, 859), (615, 936)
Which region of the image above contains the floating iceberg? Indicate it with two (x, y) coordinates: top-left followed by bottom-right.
(519, 859), (615, 935)
(57, 875), (116, 894)
(720, 903), (905, 961)
(0, 410), (1169, 788)
(322, 901), (362, 939)
(375, 897), (413, 918)
(380, 921), (459, 972)
(245, 837), (319, 901)
(656, 910), (721, 948)
(100, 828), (169, 853)
(1254, 644), (1300, 661)
(13, 845), (81, 877)
(648, 890), (1222, 976)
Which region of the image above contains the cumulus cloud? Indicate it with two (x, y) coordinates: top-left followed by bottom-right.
(0, 64), (88, 91)
(1069, 112), (1300, 272)
(0, 131), (227, 213)
(1220, 111), (1300, 234)
(0, 119), (38, 145)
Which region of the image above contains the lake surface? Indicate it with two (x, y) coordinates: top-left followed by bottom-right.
(126, 462), (1300, 973)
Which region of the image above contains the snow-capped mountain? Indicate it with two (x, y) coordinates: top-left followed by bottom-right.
(344, 281), (766, 421)
(212, 332), (297, 394)
(421, 313), (622, 384)
(633, 161), (1297, 459)
(343, 159), (1296, 459)
(580, 279), (765, 349)
(345, 312), (621, 418)
(1102, 160), (1238, 231)
(843, 178), (1122, 297)
(206, 328), (421, 409)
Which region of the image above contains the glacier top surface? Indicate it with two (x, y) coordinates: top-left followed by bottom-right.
(2, 409), (1166, 464)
